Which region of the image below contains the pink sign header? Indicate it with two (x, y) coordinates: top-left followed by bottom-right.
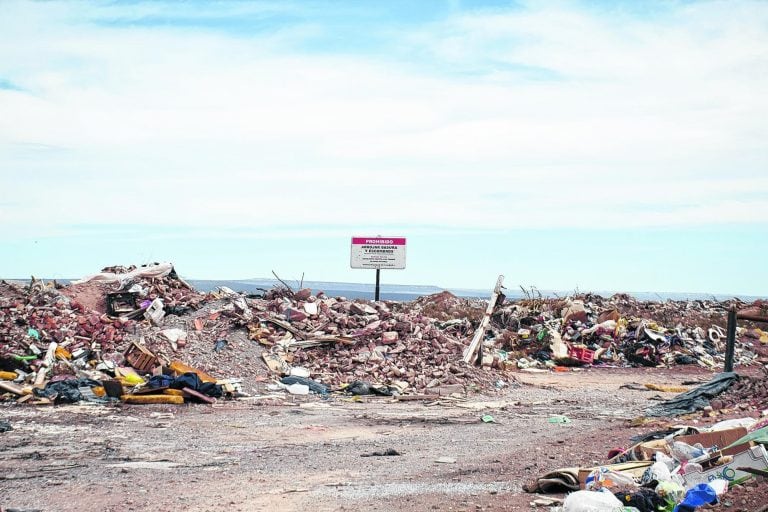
(351, 237), (406, 245)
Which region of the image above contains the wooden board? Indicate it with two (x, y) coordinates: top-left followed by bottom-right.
(463, 275), (504, 364)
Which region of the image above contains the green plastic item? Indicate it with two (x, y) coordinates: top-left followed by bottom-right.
(548, 414), (571, 424)
(481, 415), (496, 423)
(12, 354), (37, 362)
(27, 328), (40, 340)
(537, 329), (547, 341)
(725, 425), (768, 448)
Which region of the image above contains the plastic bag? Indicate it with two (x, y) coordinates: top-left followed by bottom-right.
(656, 480), (685, 503)
(563, 490), (624, 512)
(585, 467), (637, 491)
(641, 461), (672, 485)
(654, 452), (676, 472)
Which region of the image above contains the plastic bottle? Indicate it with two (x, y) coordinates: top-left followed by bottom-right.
(668, 441), (705, 462)
(584, 467), (637, 490)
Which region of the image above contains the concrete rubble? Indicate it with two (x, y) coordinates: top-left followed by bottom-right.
(0, 263), (766, 406)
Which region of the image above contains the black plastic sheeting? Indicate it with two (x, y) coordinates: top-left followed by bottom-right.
(33, 378), (102, 404)
(645, 372), (739, 417)
(346, 380), (394, 396)
(147, 373), (222, 397)
(614, 489), (667, 512)
(280, 376), (329, 395)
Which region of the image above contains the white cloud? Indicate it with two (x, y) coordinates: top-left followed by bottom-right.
(0, 0), (766, 237)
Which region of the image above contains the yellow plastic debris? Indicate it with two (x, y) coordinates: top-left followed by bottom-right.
(55, 346), (72, 360)
(644, 383), (689, 393)
(121, 394), (184, 405)
(168, 360), (217, 383)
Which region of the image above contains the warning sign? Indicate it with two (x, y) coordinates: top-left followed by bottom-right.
(350, 237), (406, 269)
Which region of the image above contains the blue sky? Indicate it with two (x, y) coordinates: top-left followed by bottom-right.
(1, 1), (766, 296)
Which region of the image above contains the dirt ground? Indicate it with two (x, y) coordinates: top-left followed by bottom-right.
(1, 367), (765, 512)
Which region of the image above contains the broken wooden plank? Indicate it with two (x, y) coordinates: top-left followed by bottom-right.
(182, 387), (216, 404)
(737, 466), (768, 478)
(0, 380), (27, 395)
(463, 275), (505, 364)
(288, 335), (355, 349)
(16, 394), (33, 404)
(262, 317), (307, 340)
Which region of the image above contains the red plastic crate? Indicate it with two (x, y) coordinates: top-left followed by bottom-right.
(568, 345), (595, 364)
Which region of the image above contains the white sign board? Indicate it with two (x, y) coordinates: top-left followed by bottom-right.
(350, 237), (406, 269)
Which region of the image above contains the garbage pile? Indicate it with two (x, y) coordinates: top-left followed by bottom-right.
(528, 374), (768, 510)
(0, 263), (508, 402)
(0, 265), (240, 405)
(1, 263), (765, 405)
(527, 414), (768, 512)
(485, 294), (762, 370)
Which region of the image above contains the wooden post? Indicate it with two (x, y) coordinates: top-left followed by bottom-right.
(463, 275), (505, 364)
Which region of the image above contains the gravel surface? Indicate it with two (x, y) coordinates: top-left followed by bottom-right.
(1, 366), (765, 512)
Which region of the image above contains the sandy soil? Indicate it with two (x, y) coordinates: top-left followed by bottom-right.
(1, 367), (765, 512)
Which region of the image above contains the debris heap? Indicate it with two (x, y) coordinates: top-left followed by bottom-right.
(1, 263), (765, 404)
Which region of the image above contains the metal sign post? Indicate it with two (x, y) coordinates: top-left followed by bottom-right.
(725, 306), (737, 372)
(350, 236), (406, 301)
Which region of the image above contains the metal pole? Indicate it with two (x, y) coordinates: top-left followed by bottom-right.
(724, 305), (737, 373)
(374, 268), (381, 301)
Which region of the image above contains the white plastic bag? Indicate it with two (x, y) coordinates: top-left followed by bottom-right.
(642, 461), (672, 485)
(563, 490), (623, 512)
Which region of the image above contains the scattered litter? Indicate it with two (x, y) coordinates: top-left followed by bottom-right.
(280, 376), (328, 395)
(361, 448), (402, 457)
(645, 372), (739, 417)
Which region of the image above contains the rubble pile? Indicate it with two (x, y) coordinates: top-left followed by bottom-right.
(717, 366), (768, 413)
(0, 280), (134, 365)
(486, 294), (763, 370)
(1, 263), (765, 405)
(240, 288), (498, 391)
(289, 298), (494, 390)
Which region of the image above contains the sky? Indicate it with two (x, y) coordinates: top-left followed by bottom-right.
(0, 0), (766, 296)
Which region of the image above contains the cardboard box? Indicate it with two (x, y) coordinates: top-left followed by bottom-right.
(634, 427), (748, 461)
(676, 427), (748, 451)
(638, 438), (670, 460)
(682, 444), (768, 488)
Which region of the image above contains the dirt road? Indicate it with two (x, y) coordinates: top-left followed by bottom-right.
(1, 367), (763, 511)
